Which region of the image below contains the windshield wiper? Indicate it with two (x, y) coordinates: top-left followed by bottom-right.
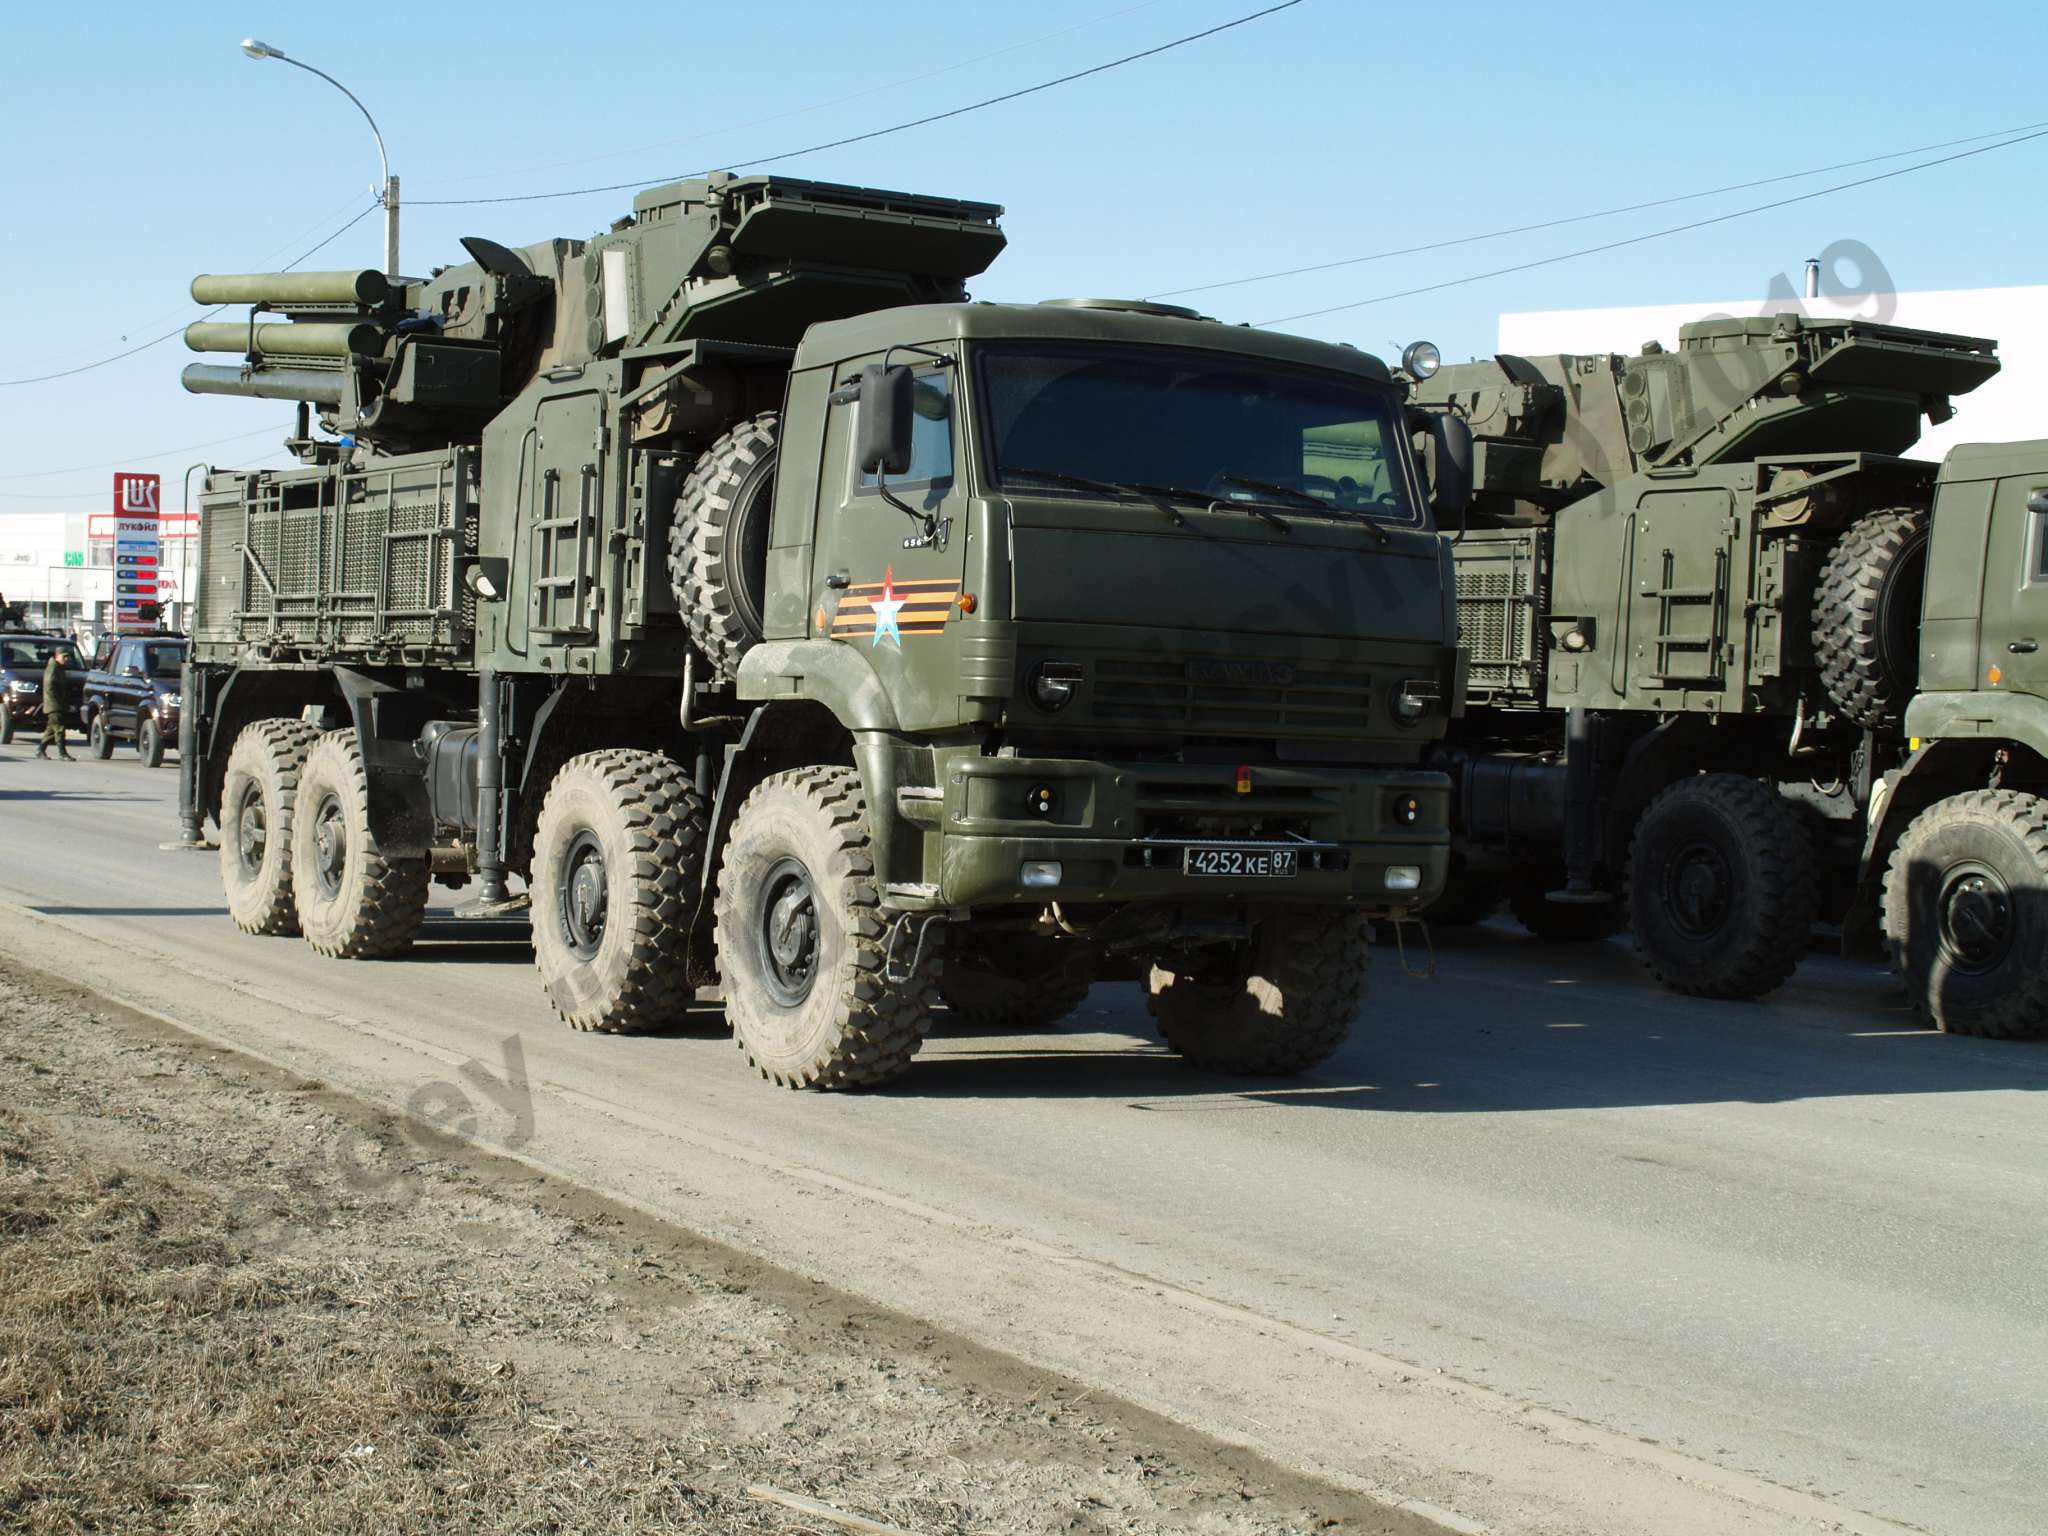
(1004, 466), (1199, 528)
(1213, 473), (1388, 544)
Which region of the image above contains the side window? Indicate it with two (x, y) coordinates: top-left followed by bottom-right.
(115, 642), (140, 674)
(857, 369), (955, 491)
(2030, 489), (2048, 584)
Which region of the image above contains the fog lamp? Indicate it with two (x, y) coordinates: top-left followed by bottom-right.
(1021, 860), (1064, 889)
(1385, 865), (1423, 891)
(1401, 340), (1442, 380)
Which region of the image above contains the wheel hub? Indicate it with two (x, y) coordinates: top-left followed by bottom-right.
(558, 830), (609, 960)
(1937, 864), (2013, 974)
(1664, 839), (1734, 939)
(310, 791), (348, 898)
(232, 784), (266, 876)
(759, 855), (820, 1006)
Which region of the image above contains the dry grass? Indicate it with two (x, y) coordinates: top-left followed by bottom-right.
(0, 1112), (742, 1535)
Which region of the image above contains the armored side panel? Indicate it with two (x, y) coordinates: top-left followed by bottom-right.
(1453, 527), (1549, 707)
(191, 451), (478, 667)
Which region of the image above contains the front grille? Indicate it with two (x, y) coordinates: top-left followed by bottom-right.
(1089, 655), (1373, 735)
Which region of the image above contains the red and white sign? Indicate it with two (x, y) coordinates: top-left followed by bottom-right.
(112, 472), (161, 631)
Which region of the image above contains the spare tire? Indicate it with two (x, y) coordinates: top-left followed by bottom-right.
(1813, 506), (1929, 730)
(668, 412), (778, 680)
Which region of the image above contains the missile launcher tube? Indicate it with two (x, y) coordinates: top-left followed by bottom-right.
(191, 269), (393, 306)
(181, 362), (346, 408)
(184, 321), (385, 358)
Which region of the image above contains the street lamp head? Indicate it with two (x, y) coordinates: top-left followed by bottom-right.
(239, 38), (282, 60)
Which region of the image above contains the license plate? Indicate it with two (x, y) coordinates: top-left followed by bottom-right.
(1182, 846), (1297, 878)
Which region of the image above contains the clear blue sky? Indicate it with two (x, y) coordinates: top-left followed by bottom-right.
(3, 0), (2041, 509)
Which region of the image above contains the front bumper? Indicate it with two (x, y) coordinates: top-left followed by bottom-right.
(896, 754), (1449, 911)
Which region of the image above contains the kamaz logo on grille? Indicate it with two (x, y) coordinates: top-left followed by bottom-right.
(1187, 658), (1295, 687)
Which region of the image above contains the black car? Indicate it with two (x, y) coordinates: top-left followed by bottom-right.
(0, 632), (87, 744)
(83, 634), (187, 767)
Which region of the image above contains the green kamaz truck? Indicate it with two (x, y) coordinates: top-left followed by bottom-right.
(1409, 314), (2048, 1036)
(176, 174), (1473, 1089)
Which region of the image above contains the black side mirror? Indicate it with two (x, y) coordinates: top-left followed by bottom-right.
(1431, 412), (1473, 524)
(2028, 490), (2048, 516)
(123, 665), (143, 678)
(857, 363), (915, 477)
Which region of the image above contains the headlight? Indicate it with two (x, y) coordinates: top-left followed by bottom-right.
(159, 693), (181, 711)
(6, 679), (33, 693)
(1029, 660), (1083, 712)
(1389, 678), (1439, 724)
(1401, 340), (1442, 380)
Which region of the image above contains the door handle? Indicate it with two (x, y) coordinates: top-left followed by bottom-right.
(2009, 639), (2038, 654)
(824, 572), (850, 589)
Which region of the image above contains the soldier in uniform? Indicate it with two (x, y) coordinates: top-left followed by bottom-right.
(36, 647), (74, 760)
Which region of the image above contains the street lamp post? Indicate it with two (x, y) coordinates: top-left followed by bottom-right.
(240, 39), (398, 277)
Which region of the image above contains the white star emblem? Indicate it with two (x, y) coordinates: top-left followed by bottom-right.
(870, 566), (906, 649)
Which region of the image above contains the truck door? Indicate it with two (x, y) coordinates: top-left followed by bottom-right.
(815, 356), (970, 732)
(1976, 452), (2048, 701)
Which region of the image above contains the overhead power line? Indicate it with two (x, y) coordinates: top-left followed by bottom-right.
(411, 1), (1307, 208)
(1256, 125), (2048, 327)
(0, 424), (293, 484)
(0, 201), (380, 389)
(1149, 117), (2048, 302)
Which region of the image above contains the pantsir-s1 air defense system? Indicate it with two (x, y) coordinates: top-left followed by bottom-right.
(178, 173), (1474, 1089)
(1411, 313), (2048, 1036)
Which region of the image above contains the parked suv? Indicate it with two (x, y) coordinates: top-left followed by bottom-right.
(0, 632), (86, 745)
(83, 634), (186, 767)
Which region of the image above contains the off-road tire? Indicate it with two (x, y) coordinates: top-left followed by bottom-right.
(88, 714), (113, 759)
(1813, 506), (1929, 730)
(219, 719), (322, 937)
(1145, 907), (1367, 1075)
(941, 945), (1097, 1031)
(1882, 789), (2048, 1039)
(715, 766), (937, 1088)
(1507, 874), (1623, 942)
(138, 714), (164, 768)
(1627, 774), (1816, 998)
(668, 412), (779, 681)
(290, 730), (431, 960)
(1420, 853), (1502, 928)
(531, 750), (705, 1033)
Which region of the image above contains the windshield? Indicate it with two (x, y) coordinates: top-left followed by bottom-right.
(976, 345), (1421, 525)
(1, 638), (78, 669)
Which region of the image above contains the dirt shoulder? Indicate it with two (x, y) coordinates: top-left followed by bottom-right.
(0, 954), (1445, 1536)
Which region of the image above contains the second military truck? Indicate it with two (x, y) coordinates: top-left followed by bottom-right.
(178, 174), (1472, 1089)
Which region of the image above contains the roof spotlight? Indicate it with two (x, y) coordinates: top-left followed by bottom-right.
(1401, 340), (1442, 380)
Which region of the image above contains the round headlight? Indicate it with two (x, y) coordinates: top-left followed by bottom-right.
(1029, 661), (1083, 712)
(1401, 340), (1442, 380)
(1389, 680), (1431, 724)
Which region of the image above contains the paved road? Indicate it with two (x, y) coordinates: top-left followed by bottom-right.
(2, 747), (2043, 1536)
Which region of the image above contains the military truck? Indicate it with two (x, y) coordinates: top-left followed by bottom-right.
(176, 173), (1471, 1089)
(1407, 313), (2006, 1006)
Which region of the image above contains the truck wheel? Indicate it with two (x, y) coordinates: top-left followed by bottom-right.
(290, 731), (430, 960)
(1813, 506), (1928, 729)
(1882, 789), (2048, 1039)
(942, 944), (1097, 1031)
(715, 766), (936, 1088)
(1507, 873), (1623, 942)
(138, 714), (164, 768)
(219, 719), (322, 937)
(1420, 854), (1501, 927)
(1627, 774), (1816, 998)
(669, 411), (778, 681)
(88, 713), (113, 759)
(531, 750), (705, 1033)
(1145, 907), (1366, 1075)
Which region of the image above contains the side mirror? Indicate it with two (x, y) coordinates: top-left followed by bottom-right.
(122, 665), (143, 678)
(856, 363), (915, 477)
(2029, 490), (2048, 516)
(1430, 413), (1473, 527)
